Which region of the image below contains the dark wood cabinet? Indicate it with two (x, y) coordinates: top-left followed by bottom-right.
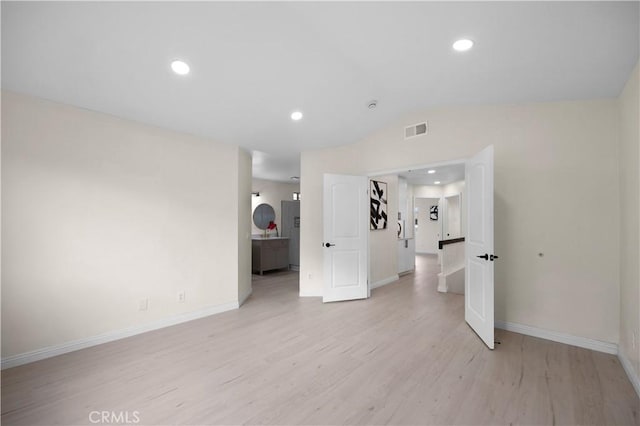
(252, 238), (289, 275)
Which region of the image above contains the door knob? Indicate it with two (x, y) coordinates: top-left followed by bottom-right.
(324, 242), (335, 248)
(476, 254), (489, 260)
(490, 254), (499, 261)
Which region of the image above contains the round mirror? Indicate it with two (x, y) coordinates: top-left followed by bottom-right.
(253, 203), (276, 230)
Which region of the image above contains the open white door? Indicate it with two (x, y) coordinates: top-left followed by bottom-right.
(323, 174), (368, 303)
(465, 145), (495, 349)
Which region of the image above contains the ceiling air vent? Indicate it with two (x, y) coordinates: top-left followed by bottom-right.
(404, 122), (428, 139)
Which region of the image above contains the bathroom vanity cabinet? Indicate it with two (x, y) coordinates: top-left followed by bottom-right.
(251, 237), (290, 275)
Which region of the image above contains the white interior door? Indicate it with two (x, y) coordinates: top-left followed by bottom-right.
(323, 174), (368, 303)
(465, 145), (495, 349)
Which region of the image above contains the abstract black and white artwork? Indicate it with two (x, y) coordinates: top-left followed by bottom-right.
(370, 180), (388, 230)
(430, 205), (438, 221)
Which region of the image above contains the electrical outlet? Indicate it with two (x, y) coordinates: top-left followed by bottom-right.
(138, 298), (148, 311)
(178, 291), (186, 303)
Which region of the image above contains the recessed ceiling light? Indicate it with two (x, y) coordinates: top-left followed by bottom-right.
(427, 170), (436, 174)
(171, 60), (190, 75)
(452, 39), (474, 52)
(291, 111), (303, 121)
(434, 181), (441, 185)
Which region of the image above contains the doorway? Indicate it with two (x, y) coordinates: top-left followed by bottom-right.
(414, 197), (441, 255)
(251, 178), (301, 297)
(281, 200), (300, 270)
(322, 145), (496, 349)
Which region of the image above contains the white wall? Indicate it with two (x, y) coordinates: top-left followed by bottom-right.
(618, 62), (639, 384)
(443, 181), (465, 197)
(413, 185), (443, 199)
(397, 177), (414, 239)
(369, 175), (398, 285)
(251, 178), (299, 236)
(1, 92), (250, 359)
(237, 151), (253, 305)
(415, 197), (440, 254)
(442, 181), (466, 238)
(405, 183), (415, 239)
(300, 98), (620, 344)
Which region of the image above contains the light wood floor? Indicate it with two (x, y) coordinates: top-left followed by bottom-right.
(2, 255), (638, 425)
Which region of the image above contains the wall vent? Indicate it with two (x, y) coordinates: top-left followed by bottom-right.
(404, 122), (428, 139)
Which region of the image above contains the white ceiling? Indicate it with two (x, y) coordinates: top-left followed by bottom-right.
(399, 164), (465, 187)
(2, 2), (638, 181)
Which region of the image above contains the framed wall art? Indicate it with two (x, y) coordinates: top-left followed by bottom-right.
(370, 180), (388, 230)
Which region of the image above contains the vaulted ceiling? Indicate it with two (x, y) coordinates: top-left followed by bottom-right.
(3, 2), (638, 181)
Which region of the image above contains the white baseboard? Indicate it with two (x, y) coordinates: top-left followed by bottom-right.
(618, 349), (640, 399)
(1, 301), (239, 370)
(239, 287), (252, 307)
(495, 321), (618, 355)
(299, 289), (322, 297)
(416, 250), (437, 255)
(371, 275), (399, 290)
